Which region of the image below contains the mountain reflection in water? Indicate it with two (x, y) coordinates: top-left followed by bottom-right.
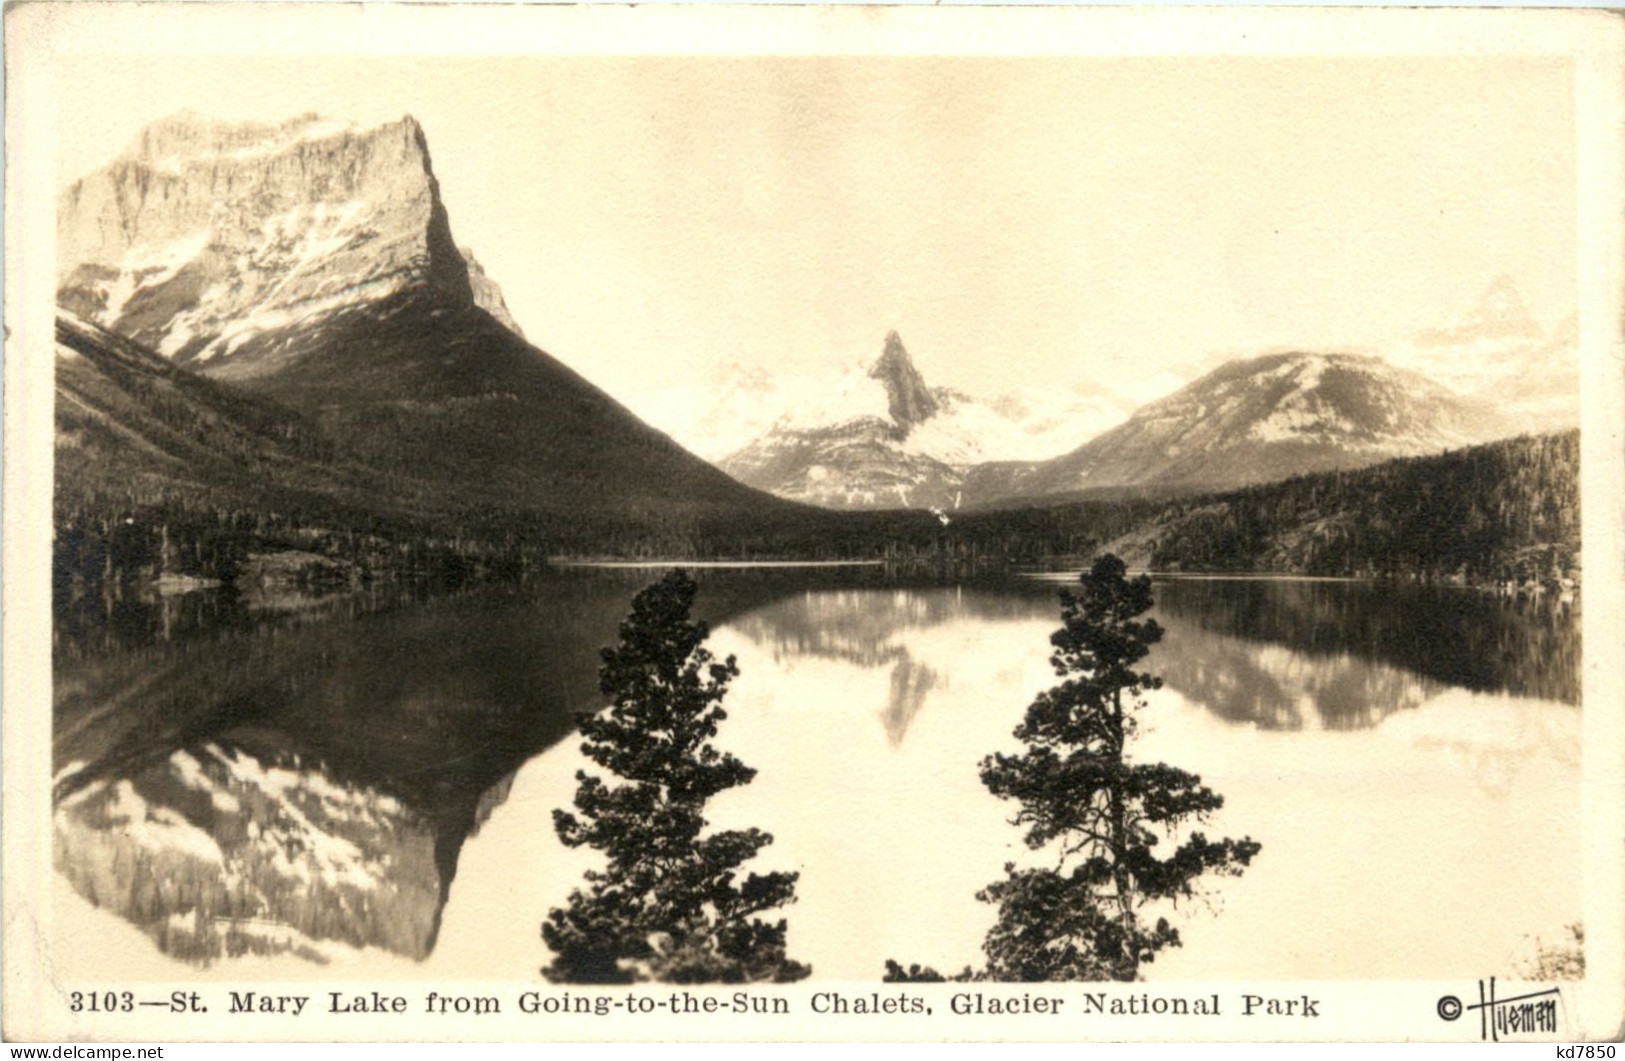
(50, 569), (1579, 975)
(55, 743), (439, 965)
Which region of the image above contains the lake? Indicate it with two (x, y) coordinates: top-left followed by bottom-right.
(50, 566), (1581, 981)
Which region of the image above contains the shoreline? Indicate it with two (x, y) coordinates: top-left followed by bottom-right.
(548, 559), (888, 569)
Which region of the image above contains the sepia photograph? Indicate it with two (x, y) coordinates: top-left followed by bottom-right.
(4, 1), (1623, 1044)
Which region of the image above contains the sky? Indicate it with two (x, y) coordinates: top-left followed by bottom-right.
(55, 54), (1578, 407)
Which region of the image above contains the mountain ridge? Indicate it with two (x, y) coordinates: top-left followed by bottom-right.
(719, 336), (1515, 511)
(55, 110), (1561, 556)
(717, 330), (1144, 510)
(1385, 275), (1578, 433)
(58, 113), (488, 368)
(961, 349), (1513, 507)
(55, 111), (811, 535)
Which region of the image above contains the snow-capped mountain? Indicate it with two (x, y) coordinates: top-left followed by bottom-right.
(660, 338), (1134, 468)
(55, 112), (796, 528)
(58, 112), (523, 369)
(710, 331), (1135, 510)
(54, 744), (442, 965)
(970, 351), (1514, 505)
(717, 332), (957, 509)
(1384, 276), (1578, 432)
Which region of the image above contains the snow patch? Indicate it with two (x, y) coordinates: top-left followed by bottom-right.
(101, 780), (226, 865)
(192, 277), (403, 362)
(775, 367), (891, 432)
(201, 744), (393, 891)
(254, 201), (370, 298)
(84, 231), (212, 328)
(53, 760), (88, 786)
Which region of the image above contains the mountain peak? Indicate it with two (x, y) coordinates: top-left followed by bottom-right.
(119, 112), (421, 175)
(1415, 275), (1543, 347)
(1465, 275), (1543, 340)
(458, 246), (524, 339)
(56, 110), (513, 365)
(1002, 348), (1512, 503)
(868, 331), (939, 428)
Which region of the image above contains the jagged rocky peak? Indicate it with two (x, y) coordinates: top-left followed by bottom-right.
(460, 246), (524, 339)
(56, 110), (522, 366)
(1415, 275), (1543, 347)
(121, 110), (372, 172)
(868, 330), (940, 428)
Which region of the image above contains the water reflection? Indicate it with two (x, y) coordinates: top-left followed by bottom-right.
(1152, 624), (1442, 731)
(725, 589), (1015, 747)
(1381, 694), (1582, 798)
(882, 657), (941, 747)
(52, 579), (642, 966)
(710, 582), (1579, 979)
(1147, 577), (1578, 704)
(721, 578), (1568, 743)
(51, 569), (1580, 975)
(55, 743), (439, 965)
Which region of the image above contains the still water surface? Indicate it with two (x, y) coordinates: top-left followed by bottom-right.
(50, 567), (1580, 980)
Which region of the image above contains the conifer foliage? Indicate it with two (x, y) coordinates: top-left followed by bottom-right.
(543, 569), (809, 984)
(976, 555), (1261, 980)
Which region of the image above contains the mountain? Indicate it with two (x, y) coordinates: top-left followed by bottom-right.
(716, 331), (961, 510)
(969, 351), (1513, 506)
(52, 308), (540, 591)
(54, 310), (378, 514)
(1385, 276), (1578, 432)
(929, 431), (1579, 597)
(460, 245), (524, 338)
(870, 330), (940, 426)
(55, 112), (797, 535)
(58, 112), (494, 363)
(714, 331), (1135, 510)
(1099, 430), (1581, 597)
(645, 359), (1134, 471)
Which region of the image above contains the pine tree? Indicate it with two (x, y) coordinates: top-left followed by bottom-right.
(543, 569), (809, 984)
(976, 554), (1261, 980)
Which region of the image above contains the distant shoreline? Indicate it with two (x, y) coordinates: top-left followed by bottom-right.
(1020, 571), (1370, 583)
(549, 559), (888, 569)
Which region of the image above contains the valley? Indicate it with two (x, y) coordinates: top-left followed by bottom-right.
(37, 81), (1589, 994)
(51, 110), (1582, 594)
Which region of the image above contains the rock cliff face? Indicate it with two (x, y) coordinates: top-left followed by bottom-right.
(460, 246), (524, 338)
(719, 332), (969, 510)
(56, 112), (787, 527)
(869, 330), (939, 428)
(57, 112), (515, 368)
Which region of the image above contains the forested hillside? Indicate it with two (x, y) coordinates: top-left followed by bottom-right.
(938, 431), (1580, 587)
(55, 302), (1578, 600)
(53, 310), (956, 593)
(1115, 431), (1577, 583)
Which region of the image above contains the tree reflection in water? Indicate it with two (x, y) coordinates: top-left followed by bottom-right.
(51, 569), (1579, 969)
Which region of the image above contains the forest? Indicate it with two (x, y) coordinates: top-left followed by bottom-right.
(54, 427), (1580, 596)
(939, 430), (1581, 588)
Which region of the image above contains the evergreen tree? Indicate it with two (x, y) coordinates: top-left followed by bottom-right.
(976, 554), (1261, 980)
(543, 569), (809, 984)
